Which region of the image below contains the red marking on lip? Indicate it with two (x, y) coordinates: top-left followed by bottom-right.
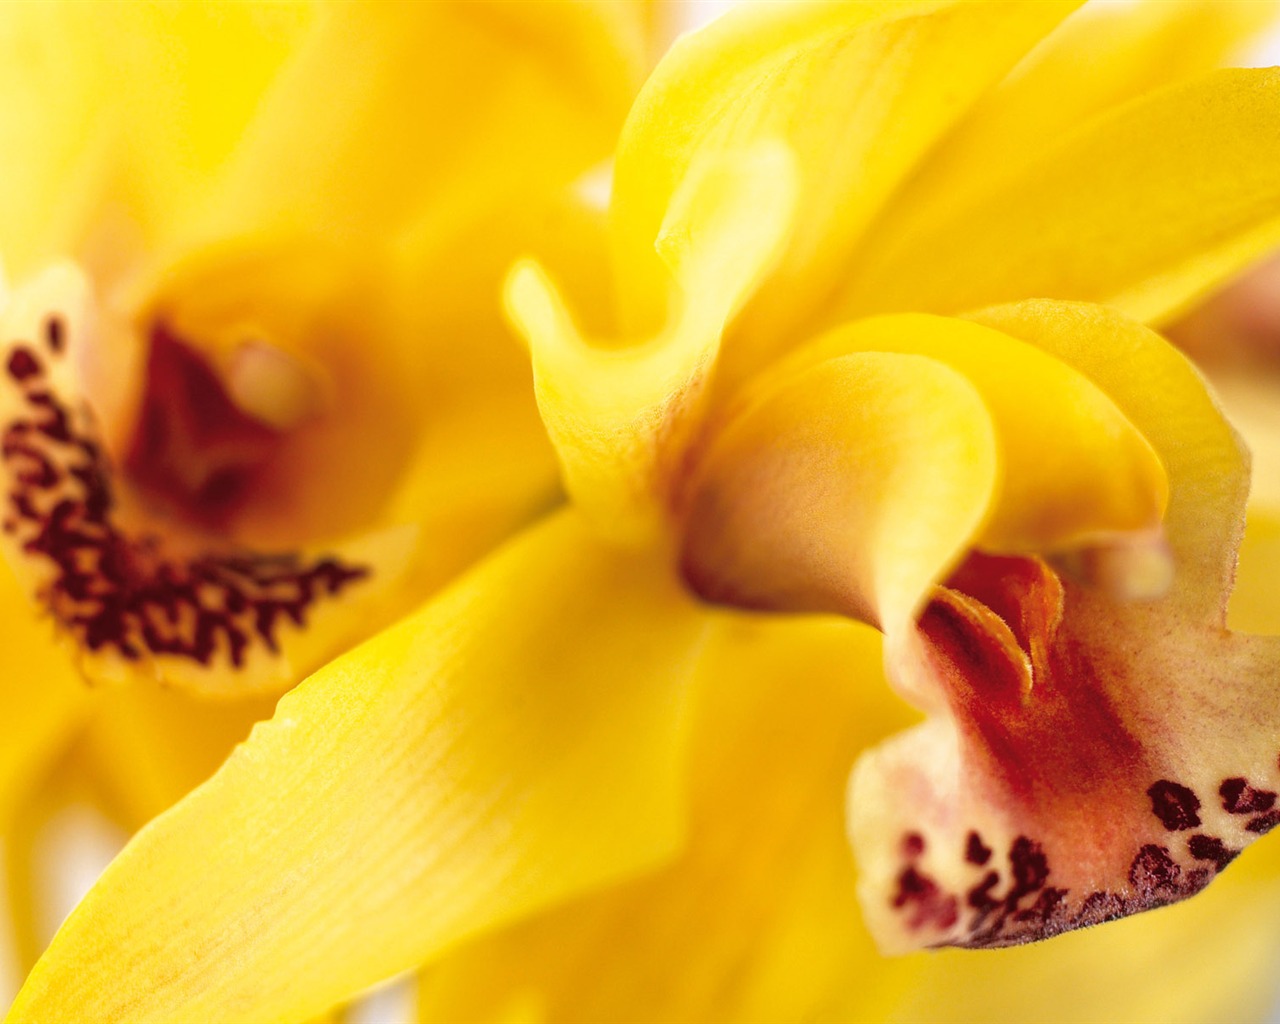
(7, 348), (41, 383)
(1187, 833), (1235, 870)
(1, 329), (369, 671)
(1147, 779), (1202, 830)
(123, 324), (282, 530)
(965, 830), (992, 866)
(43, 316), (64, 354)
(1219, 777), (1276, 815)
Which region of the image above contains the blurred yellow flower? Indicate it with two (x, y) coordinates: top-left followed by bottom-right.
(0, 0), (651, 1009)
(10, 2), (1280, 1023)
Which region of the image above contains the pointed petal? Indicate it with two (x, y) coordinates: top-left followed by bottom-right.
(850, 301), (1280, 951)
(417, 614), (921, 1023)
(506, 142), (797, 541)
(842, 69), (1280, 325)
(862, 0), (1279, 295)
(9, 511), (710, 1024)
(609, 0), (1077, 372)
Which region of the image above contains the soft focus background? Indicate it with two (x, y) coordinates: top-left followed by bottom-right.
(7, 2), (1280, 1022)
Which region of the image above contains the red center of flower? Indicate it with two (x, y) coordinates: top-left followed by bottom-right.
(123, 325), (280, 531)
(1, 321), (367, 670)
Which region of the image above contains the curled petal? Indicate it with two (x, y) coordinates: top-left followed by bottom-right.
(610, 0), (1077, 369)
(680, 313), (1165, 636)
(680, 349), (995, 634)
(850, 301), (1280, 952)
(506, 142), (797, 542)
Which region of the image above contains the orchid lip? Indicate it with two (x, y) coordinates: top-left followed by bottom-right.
(0, 271), (371, 679)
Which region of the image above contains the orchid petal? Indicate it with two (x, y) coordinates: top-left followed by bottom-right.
(506, 142), (797, 542)
(76, 687), (279, 831)
(850, 300), (1280, 951)
(1230, 511), (1280, 636)
(680, 314), (1165, 637)
(842, 68), (1280, 326)
(609, 0), (1078, 378)
(890, 842), (1280, 1024)
(1203, 367), (1280, 515)
(8, 510), (709, 1023)
(417, 615), (920, 1023)
(681, 349), (995, 633)
(0, 569), (84, 818)
(863, 0), (1278, 291)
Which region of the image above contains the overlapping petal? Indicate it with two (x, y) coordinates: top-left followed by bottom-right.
(851, 300), (1280, 952)
(9, 511), (710, 1023)
(862, 0), (1278, 285)
(841, 68), (1280, 326)
(416, 614), (919, 1023)
(609, 0), (1077, 350)
(680, 313), (1165, 636)
(507, 142), (796, 541)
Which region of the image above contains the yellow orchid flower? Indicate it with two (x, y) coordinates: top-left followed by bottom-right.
(11, 2), (1280, 1022)
(0, 0), (654, 1006)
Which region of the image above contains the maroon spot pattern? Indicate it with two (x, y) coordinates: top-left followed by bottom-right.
(1147, 780), (1201, 830)
(892, 866), (959, 932)
(965, 830), (992, 866)
(1188, 833), (1236, 871)
(1, 333), (368, 670)
(44, 316), (64, 354)
(890, 765), (1277, 948)
(1219, 777), (1276, 815)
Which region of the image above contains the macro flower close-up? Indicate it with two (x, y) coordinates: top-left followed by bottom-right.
(5, 1), (1280, 1021)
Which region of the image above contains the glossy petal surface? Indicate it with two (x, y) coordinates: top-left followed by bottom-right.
(610, 0), (1076, 360)
(843, 69), (1280, 326)
(9, 511), (709, 1023)
(417, 614), (919, 1023)
(507, 143), (796, 541)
